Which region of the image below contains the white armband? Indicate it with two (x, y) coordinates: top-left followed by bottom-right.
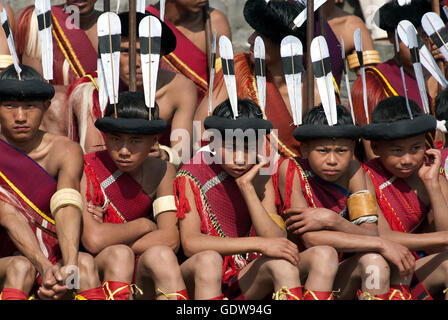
(50, 188), (83, 215)
(153, 195), (177, 220)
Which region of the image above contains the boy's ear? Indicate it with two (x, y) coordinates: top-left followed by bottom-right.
(370, 140), (380, 155)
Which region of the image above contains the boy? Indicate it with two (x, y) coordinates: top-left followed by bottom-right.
(176, 98), (338, 300)
(0, 64), (106, 300)
(363, 96), (448, 300)
(275, 104), (416, 300)
(81, 91), (223, 300)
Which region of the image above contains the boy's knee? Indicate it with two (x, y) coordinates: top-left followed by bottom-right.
(141, 245), (178, 272)
(308, 246), (339, 272)
(358, 253), (390, 282)
(193, 251), (223, 282)
(101, 245), (135, 278)
(78, 252), (98, 278)
(6, 256), (36, 283)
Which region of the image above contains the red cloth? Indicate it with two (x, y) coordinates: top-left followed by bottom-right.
(0, 288), (28, 300)
(303, 288), (334, 300)
(83, 151), (154, 223)
(352, 59), (434, 127)
(15, 5), (97, 86)
(175, 152), (260, 283)
(273, 157), (349, 218)
(146, 5), (208, 104)
(0, 138), (60, 263)
(363, 158), (428, 234)
(75, 286), (106, 300)
(102, 281), (131, 300)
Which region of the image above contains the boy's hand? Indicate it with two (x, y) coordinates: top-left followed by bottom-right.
(235, 154), (269, 188)
(259, 237), (300, 266)
(378, 239), (415, 278)
(418, 149), (442, 189)
(87, 203), (105, 223)
(38, 264), (68, 300)
(284, 207), (336, 234)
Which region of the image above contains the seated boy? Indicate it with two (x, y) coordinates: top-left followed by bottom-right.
(363, 96), (448, 300)
(275, 104), (416, 300)
(176, 98), (338, 300)
(81, 91), (223, 300)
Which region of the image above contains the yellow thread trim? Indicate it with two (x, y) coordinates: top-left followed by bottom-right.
(272, 286), (301, 300)
(164, 52), (209, 88)
(0, 170), (55, 225)
(155, 288), (187, 300)
(51, 12), (86, 77)
(360, 291), (385, 300)
(303, 289), (340, 300)
(85, 74), (99, 91)
(130, 284), (143, 296)
(102, 281), (130, 300)
(73, 293), (87, 300)
(52, 26), (81, 78)
(368, 67), (399, 97)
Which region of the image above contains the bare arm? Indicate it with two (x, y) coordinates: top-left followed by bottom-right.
(52, 140), (84, 268)
(210, 8), (232, 58)
(0, 201), (53, 276)
(179, 176), (299, 266)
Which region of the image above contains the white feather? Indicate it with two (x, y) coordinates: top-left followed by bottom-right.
(97, 57), (108, 115)
(160, 0), (166, 22)
(139, 15), (162, 110)
(280, 35), (303, 126)
(398, 20), (448, 88)
(97, 12), (121, 105)
(254, 36), (266, 113)
(219, 35), (238, 118)
(444, 6), (448, 21)
(397, 0), (411, 5)
(422, 12), (448, 63)
(340, 36), (355, 124)
(310, 35), (337, 126)
(137, 0), (146, 14)
(35, 0), (53, 80)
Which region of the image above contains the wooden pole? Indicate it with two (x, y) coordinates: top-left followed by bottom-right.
(104, 0), (110, 12)
(318, 4), (326, 38)
(129, 0), (137, 92)
(305, 0), (315, 110)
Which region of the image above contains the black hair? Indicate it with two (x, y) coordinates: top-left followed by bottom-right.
(213, 98), (264, 120)
(267, 0), (305, 30)
(371, 96), (422, 123)
(434, 87), (448, 122)
(104, 91), (159, 120)
(303, 104), (354, 126)
(0, 64), (44, 81)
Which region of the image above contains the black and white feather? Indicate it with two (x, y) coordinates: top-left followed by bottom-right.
(398, 20), (448, 89)
(354, 28), (369, 123)
(311, 35), (337, 126)
(97, 12), (121, 106)
(421, 12), (448, 64)
(290, 0), (327, 30)
(406, 24), (430, 114)
(208, 29), (217, 116)
(0, 0), (21, 77)
(281, 35), (303, 126)
(394, 29), (413, 119)
(137, 0), (146, 14)
(139, 15), (162, 111)
(254, 36), (266, 113)
(35, 0), (53, 81)
(160, 0), (166, 22)
(219, 35), (238, 119)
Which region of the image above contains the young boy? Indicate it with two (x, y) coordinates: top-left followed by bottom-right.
(176, 98), (338, 300)
(81, 91), (223, 300)
(363, 96), (448, 300)
(0, 64), (106, 300)
(275, 104), (416, 300)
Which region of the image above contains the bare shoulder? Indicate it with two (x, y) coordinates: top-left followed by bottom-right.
(50, 134), (83, 160)
(209, 7), (231, 37)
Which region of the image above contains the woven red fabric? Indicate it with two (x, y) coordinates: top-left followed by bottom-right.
(83, 151), (153, 223)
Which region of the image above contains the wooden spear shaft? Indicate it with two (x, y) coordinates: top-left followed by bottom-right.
(129, 0), (137, 92)
(305, 0), (314, 111)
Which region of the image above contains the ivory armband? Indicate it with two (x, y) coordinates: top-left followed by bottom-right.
(347, 190), (378, 225)
(269, 213), (287, 236)
(347, 50), (381, 70)
(159, 145), (182, 170)
(50, 188), (83, 215)
(0, 55), (13, 69)
(153, 195), (177, 220)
